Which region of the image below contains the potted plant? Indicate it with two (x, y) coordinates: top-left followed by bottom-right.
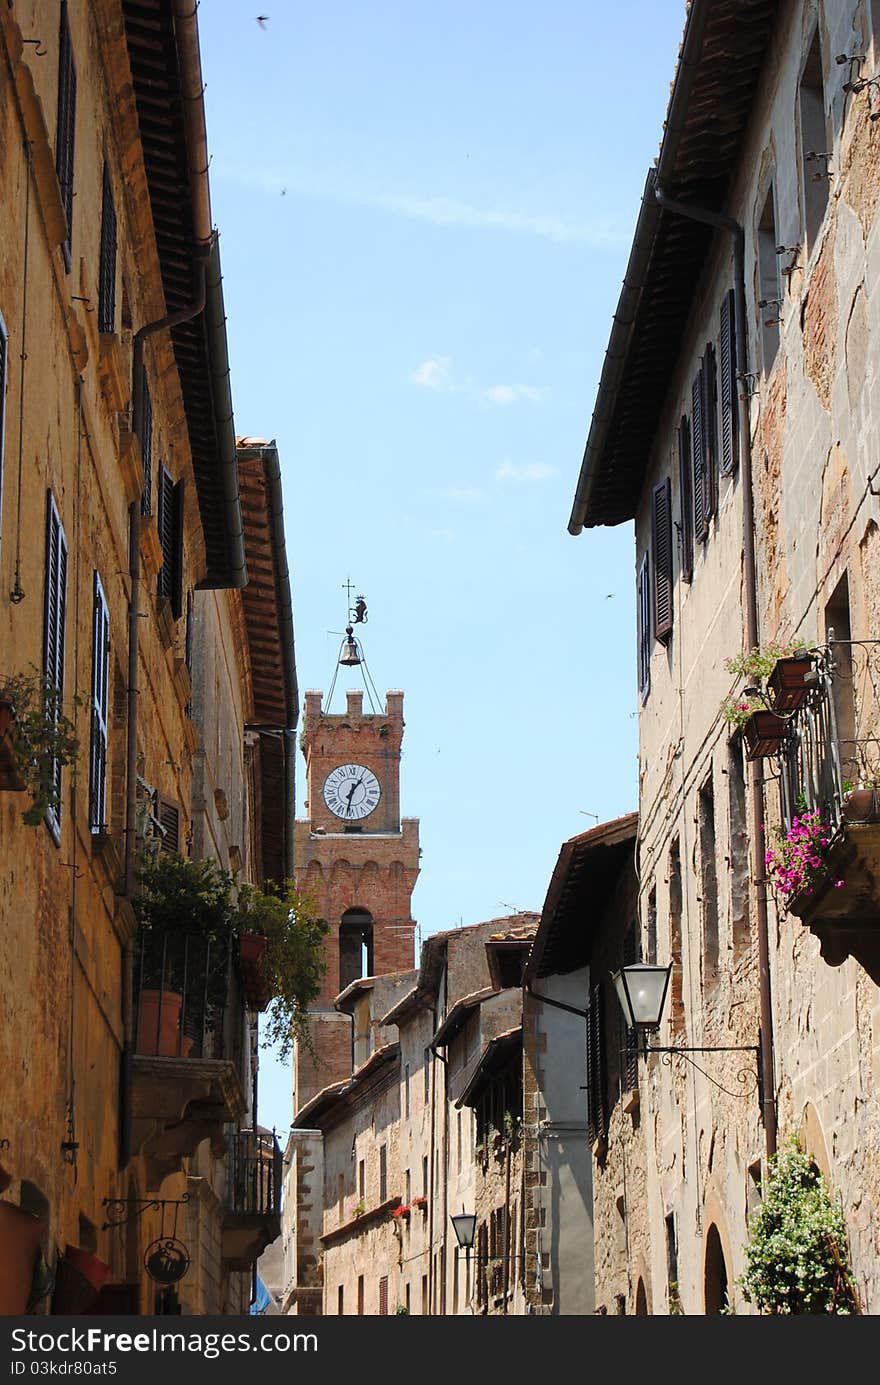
(392, 1203), (411, 1221)
(232, 880), (328, 1061)
(739, 1137), (860, 1313)
(764, 811), (844, 906)
(0, 670), (80, 825)
(411, 1194), (428, 1213)
(133, 852), (236, 1056)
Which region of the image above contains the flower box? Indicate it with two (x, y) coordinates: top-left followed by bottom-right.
(743, 710), (788, 760)
(411, 1196), (428, 1212)
(767, 655), (814, 712)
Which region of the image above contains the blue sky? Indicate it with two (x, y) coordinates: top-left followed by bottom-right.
(198, 1), (688, 1133)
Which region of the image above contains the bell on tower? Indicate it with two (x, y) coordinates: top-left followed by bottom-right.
(324, 580), (382, 712)
(338, 627), (362, 666)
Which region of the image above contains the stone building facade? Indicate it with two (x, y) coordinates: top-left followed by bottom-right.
(0, 2), (287, 1316)
(569, 0), (880, 1313)
(283, 913), (539, 1314)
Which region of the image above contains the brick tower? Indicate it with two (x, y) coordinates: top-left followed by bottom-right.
(293, 687), (420, 1112)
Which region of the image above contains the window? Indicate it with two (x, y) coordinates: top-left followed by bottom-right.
(184, 589), (193, 719)
(89, 573), (110, 832)
(728, 736), (749, 951)
(421, 1274), (428, 1316)
(43, 492), (69, 840)
(585, 981), (608, 1144)
(691, 352), (717, 543)
(157, 466), (184, 619)
(98, 164), (117, 334)
(404, 1062), (410, 1118)
(424, 1047), (431, 1101)
(337, 1285), (343, 1316)
(637, 553), (651, 701)
(651, 478), (673, 644)
(719, 289), (738, 475)
(357, 1275), (364, 1316)
(379, 1143), (387, 1202)
(666, 1213), (680, 1313)
(645, 886), (657, 965)
(677, 417), (693, 583)
(156, 795), (180, 854)
(621, 921), (639, 1094)
(699, 773), (719, 981)
(139, 367), (153, 517)
(757, 185), (781, 372)
(422, 1155), (428, 1199)
(456, 1110), (462, 1173)
(668, 838), (685, 1038)
(405, 1168), (410, 1206)
(378, 1276), (388, 1316)
(358, 1159), (365, 1202)
(55, 2), (76, 269)
(799, 30), (830, 257)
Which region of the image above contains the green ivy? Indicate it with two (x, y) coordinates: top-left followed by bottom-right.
(739, 1137), (860, 1314)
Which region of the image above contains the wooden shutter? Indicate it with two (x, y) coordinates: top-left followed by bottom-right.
(139, 368), (152, 517)
(622, 923), (639, 1094)
(55, 2), (77, 265)
(702, 343), (718, 522)
(98, 164), (117, 334)
(719, 289), (738, 475)
(637, 553), (650, 701)
(691, 366), (708, 543)
(651, 478), (673, 644)
(43, 492), (69, 835)
(157, 469), (184, 619)
(678, 417), (693, 583)
(0, 313), (7, 517)
(378, 1276), (388, 1316)
(586, 982), (608, 1144)
(89, 573), (110, 832)
(156, 795), (180, 855)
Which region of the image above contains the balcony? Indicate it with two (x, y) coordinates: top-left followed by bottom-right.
(776, 639), (880, 981)
(221, 1129), (282, 1270)
(130, 931), (247, 1189)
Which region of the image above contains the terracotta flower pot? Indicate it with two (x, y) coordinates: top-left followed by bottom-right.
(136, 988), (184, 1055)
(842, 787), (880, 823)
(0, 1201), (44, 1315)
(767, 655), (814, 712)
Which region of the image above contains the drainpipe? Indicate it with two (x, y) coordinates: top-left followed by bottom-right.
(653, 185), (777, 1160)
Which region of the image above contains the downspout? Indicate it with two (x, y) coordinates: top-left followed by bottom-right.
(652, 185), (777, 1160)
(120, 0), (217, 1166)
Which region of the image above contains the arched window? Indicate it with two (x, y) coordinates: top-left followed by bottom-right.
(339, 908), (373, 990)
(704, 1224), (729, 1314)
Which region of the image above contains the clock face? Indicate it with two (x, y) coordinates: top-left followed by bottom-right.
(322, 763), (382, 821)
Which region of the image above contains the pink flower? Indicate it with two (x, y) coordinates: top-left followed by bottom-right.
(834, 879), (845, 889)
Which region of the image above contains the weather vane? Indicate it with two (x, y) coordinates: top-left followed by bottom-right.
(343, 577), (367, 626)
(324, 581), (381, 713)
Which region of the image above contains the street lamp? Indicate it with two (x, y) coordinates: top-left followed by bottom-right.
(450, 1212), (477, 1252)
(611, 962), (761, 1095)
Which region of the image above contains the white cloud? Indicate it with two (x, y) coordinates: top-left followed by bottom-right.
(214, 164), (626, 247)
(495, 461), (559, 483)
(483, 383), (549, 406)
(411, 357), (454, 391)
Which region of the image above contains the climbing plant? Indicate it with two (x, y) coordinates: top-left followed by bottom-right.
(739, 1137), (861, 1314)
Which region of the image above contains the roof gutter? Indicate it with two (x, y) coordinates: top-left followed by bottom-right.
(567, 0), (712, 536)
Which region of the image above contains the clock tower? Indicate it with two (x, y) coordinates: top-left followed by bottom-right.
(293, 686), (420, 1112)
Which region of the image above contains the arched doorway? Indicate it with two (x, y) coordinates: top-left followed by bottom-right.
(704, 1224), (729, 1314)
(635, 1278), (648, 1315)
(339, 908), (373, 990)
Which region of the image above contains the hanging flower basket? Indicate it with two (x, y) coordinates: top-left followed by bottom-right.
(411, 1195), (428, 1212)
(392, 1204), (411, 1220)
(238, 931), (273, 1012)
(743, 709), (788, 760)
(767, 655), (814, 712)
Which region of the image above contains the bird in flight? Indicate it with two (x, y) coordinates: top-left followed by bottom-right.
(256, 14), (269, 27)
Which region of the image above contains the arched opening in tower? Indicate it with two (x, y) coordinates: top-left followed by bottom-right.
(339, 908), (374, 990)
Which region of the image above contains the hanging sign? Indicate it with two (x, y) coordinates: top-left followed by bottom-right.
(144, 1237), (190, 1285)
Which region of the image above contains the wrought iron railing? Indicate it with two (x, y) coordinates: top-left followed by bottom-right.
(226, 1129), (282, 1219)
(777, 636), (880, 835)
(133, 928), (246, 1076)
